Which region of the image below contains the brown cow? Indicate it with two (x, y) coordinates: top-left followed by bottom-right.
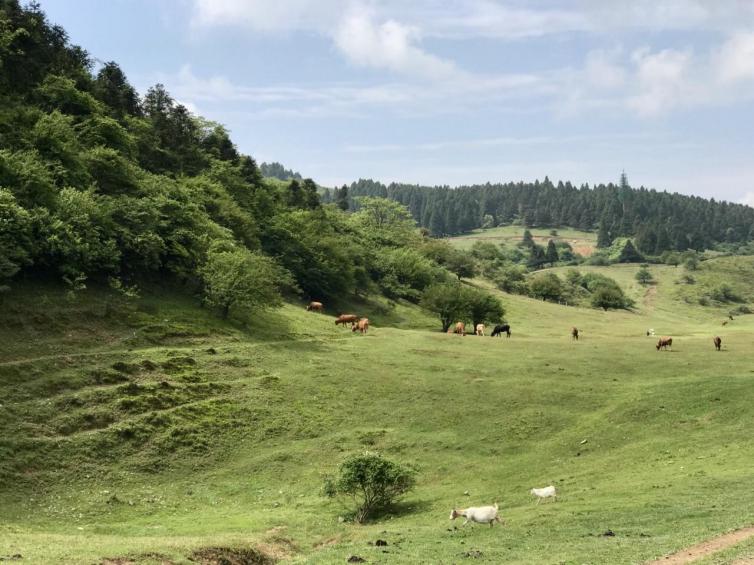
(335, 314), (359, 326)
(352, 318), (369, 334)
(306, 301), (323, 312)
(713, 336), (722, 351)
(448, 321), (465, 336)
(571, 327), (579, 341)
(656, 337), (673, 351)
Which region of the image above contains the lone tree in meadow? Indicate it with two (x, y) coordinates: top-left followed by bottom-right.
(324, 453), (417, 523)
(635, 266), (653, 285)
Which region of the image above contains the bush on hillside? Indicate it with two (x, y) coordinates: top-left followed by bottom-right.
(323, 453), (417, 523)
(709, 284), (743, 303)
(635, 266), (653, 285)
(591, 285), (632, 311)
(528, 272), (563, 302)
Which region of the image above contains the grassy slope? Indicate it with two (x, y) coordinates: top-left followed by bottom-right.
(447, 225), (597, 256)
(2, 260), (754, 564)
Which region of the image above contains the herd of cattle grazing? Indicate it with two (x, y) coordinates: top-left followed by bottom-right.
(308, 303), (370, 334)
(307, 302), (725, 350)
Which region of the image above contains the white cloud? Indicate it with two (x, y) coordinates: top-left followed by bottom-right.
(190, 0), (340, 32)
(716, 32), (754, 83)
(333, 9), (460, 80)
(426, 0), (589, 39)
(584, 49), (627, 90)
(628, 47), (693, 116)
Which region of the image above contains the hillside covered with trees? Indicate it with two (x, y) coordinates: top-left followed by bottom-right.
(0, 0), (507, 326)
(324, 173), (754, 254)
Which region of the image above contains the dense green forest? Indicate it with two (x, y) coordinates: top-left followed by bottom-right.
(323, 173), (754, 254)
(0, 0), (509, 325)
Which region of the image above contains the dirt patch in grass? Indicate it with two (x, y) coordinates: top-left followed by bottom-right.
(190, 546), (275, 565)
(646, 525), (754, 564)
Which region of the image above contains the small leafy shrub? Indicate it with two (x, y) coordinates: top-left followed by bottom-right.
(635, 266), (653, 285)
(709, 284), (743, 303)
(730, 305), (752, 315)
(323, 453), (417, 523)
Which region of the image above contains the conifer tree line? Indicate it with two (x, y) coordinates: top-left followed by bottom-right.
(323, 172), (754, 255)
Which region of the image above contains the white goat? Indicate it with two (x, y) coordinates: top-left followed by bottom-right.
(449, 503), (503, 527)
(530, 485), (557, 504)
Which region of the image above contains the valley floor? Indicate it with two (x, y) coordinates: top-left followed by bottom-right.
(2, 262), (754, 564)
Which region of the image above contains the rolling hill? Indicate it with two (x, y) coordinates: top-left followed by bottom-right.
(3, 258), (754, 564)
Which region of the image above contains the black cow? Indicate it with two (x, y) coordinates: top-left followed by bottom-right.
(491, 324), (511, 338)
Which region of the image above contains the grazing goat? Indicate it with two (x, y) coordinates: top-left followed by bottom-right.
(530, 485), (557, 504)
(306, 301), (323, 312)
(475, 323), (485, 337)
(352, 318), (369, 334)
(656, 337), (673, 351)
(571, 327), (579, 341)
(335, 314), (359, 326)
(491, 324), (511, 338)
(713, 336), (722, 351)
(449, 503), (503, 527)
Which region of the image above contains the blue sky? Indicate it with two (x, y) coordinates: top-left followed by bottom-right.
(40, 0), (754, 203)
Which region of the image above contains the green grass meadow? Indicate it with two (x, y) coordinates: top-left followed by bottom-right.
(446, 225), (597, 256)
(2, 258), (754, 563)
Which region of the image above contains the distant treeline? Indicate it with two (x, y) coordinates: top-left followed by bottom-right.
(259, 162), (302, 181)
(323, 175), (754, 254)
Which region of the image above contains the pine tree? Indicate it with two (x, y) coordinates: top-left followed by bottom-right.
(618, 239), (643, 263)
(597, 220), (612, 248)
(521, 229), (534, 248)
(527, 244), (547, 269)
(545, 239), (559, 265)
(336, 184), (349, 211)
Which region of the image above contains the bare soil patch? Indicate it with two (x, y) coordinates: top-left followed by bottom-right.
(646, 526), (754, 564)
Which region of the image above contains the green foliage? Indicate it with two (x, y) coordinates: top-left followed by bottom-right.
(199, 243), (292, 319)
(520, 229), (534, 248)
(528, 272), (563, 302)
(591, 285), (631, 311)
(444, 249), (477, 280)
(597, 221), (611, 248)
(466, 286), (505, 328)
(545, 239), (559, 264)
(374, 247), (438, 301)
(0, 187), (31, 280)
(617, 239), (643, 263)
(420, 282), (470, 332)
(323, 453), (417, 523)
(635, 266), (653, 285)
(420, 282), (504, 331)
(352, 197), (418, 247)
(259, 161), (301, 181)
(709, 284), (743, 304)
(492, 265), (528, 294)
